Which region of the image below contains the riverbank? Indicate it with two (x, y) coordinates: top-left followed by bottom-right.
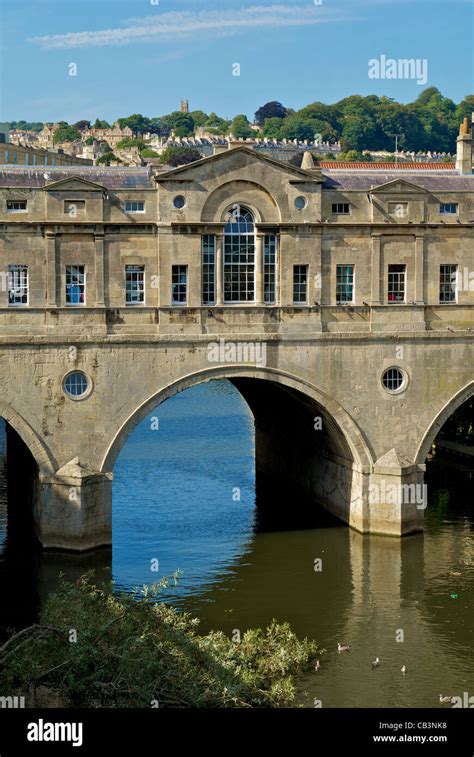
(0, 574), (320, 708)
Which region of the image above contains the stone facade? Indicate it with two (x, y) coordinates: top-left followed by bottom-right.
(0, 142), (472, 550)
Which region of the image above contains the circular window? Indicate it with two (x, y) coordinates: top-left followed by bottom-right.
(382, 367), (406, 394)
(294, 196), (307, 210)
(173, 195), (186, 209)
(63, 371), (91, 399)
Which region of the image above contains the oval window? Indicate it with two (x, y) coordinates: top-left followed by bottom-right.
(173, 195), (186, 209)
(63, 371), (91, 399)
(294, 196), (307, 210)
(382, 367), (406, 394)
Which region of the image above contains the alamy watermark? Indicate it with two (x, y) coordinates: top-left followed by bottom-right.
(369, 481), (428, 510)
(368, 55), (428, 86)
(207, 338), (267, 367)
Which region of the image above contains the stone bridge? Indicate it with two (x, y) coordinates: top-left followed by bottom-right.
(2, 329), (472, 550)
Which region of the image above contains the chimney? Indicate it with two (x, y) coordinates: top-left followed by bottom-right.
(456, 116), (472, 174)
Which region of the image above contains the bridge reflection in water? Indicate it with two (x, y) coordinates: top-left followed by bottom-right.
(0, 382), (472, 708)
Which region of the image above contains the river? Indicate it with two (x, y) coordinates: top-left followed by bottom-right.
(0, 380), (473, 708)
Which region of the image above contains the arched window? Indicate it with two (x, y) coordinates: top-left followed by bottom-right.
(223, 205), (255, 302)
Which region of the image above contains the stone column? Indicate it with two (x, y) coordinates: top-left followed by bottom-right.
(255, 234), (264, 305)
(36, 459), (112, 550)
(45, 231), (58, 307)
(371, 234), (382, 304)
(94, 232), (106, 307)
(216, 234), (223, 305)
(415, 235), (425, 304)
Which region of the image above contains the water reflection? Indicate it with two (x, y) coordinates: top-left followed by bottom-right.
(0, 385), (472, 708)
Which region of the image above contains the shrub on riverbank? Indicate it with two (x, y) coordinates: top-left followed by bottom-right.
(0, 575), (319, 708)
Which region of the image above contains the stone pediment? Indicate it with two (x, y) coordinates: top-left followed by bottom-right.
(156, 145), (322, 184)
(369, 178), (427, 195)
(43, 176), (106, 192)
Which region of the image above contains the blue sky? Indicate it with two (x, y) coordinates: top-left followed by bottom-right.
(0, 0), (472, 123)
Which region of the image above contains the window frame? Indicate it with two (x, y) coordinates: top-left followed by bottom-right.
(336, 264), (355, 305)
(387, 264), (406, 303)
(331, 203), (351, 216)
(8, 264), (28, 306)
(439, 203), (458, 216)
(65, 265), (86, 306)
(223, 206), (255, 304)
(125, 200), (146, 214)
(6, 200), (27, 213)
(125, 264), (145, 306)
(202, 235), (216, 306)
(264, 234), (278, 305)
(293, 264), (308, 305)
(171, 264), (188, 306)
(439, 264), (458, 304)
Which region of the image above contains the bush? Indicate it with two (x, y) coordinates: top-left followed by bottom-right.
(140, 148), (159, 158)
(0, 575), (320, 708)
(96, 152), (121, 165)
(160, 146), (202, 167)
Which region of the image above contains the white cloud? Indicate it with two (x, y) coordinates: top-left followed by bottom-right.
(30, 5), (346, 50)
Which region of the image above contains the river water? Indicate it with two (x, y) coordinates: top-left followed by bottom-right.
(0, 380), (473, 708)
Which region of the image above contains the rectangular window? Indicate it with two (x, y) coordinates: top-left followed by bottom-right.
(5, 150), (9, 162)
(387, 264), (406, 303)
(202, 235), (216, 305)
(336, 264), (355, 304)
(264, 235), (277, 304)
(332, 203), (350, 215)
(223, 231), (255, 302)
(172, 265), (187, 305)
(24, 153), (29, 165)
(439, 264), (458, 303)
(125, 200), (145, 213)
(13, 151), (17, 164)
(8, 265), (28, 306)
(65, 265), (85, 306)
(293, 265), (308, 304)
(6, 200), (27, 212)
(388, 202), (408, 217)
(439, 203), (458, 215)
(64, 200), (85, 216)
(125, 265), (145, 305)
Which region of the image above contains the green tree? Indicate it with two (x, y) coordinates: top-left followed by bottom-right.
(116, 137), (145, 149)
(190, 110), (208, 128)
(229, 114), (253, 138)
(140, 148), (159, 158)
(96, 152), (121, 165)
(94, 119), (111, 129)
(162, 112), (195, 137)
(280, 116), (315, 141)
(204, 112), (230, 134)
(262, 117), (284, 139)
(53, 125), (81, 144)
(160, 146), (201, 166)
(255, 101), (287, 125)
(117, 114), (150, 136)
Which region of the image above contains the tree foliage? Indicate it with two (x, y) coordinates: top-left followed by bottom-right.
(0, 575), (321, 708)
(53, 125), (81, 144)
(160, 146), (201, 166)
(255, 101), (287, 125)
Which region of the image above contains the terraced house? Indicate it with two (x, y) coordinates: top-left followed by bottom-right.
(0, 117), (472, 550)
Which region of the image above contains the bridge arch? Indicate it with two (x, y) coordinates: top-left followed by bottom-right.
(0, 401), (56, 475)
(100, 365), (373, 476)
(415, 380), (474, 465)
